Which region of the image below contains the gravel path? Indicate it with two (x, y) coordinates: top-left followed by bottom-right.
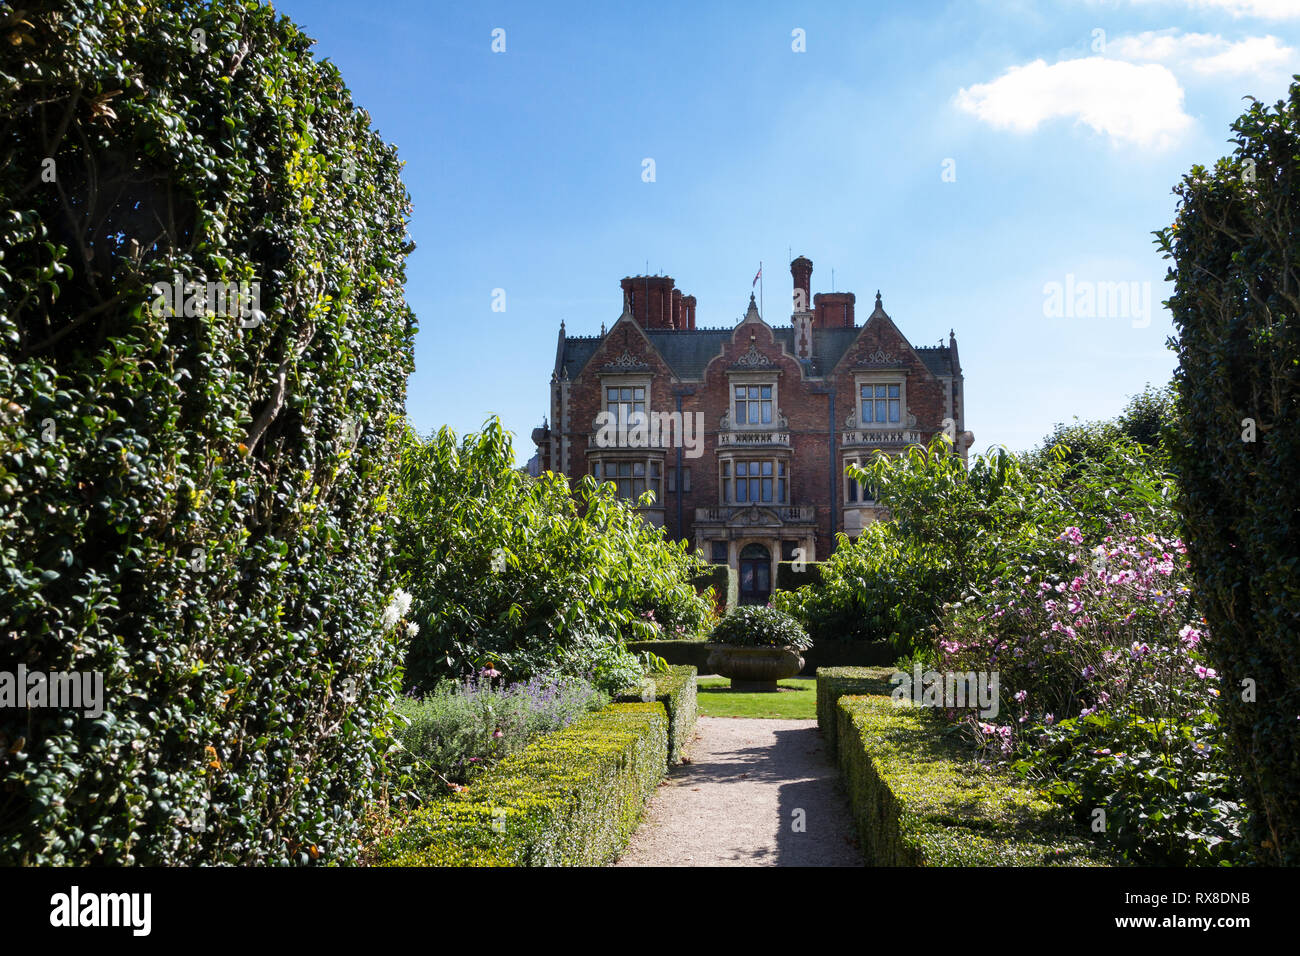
(614, 717), (863, 866)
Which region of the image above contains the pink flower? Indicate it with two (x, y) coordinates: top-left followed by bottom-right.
(1195, 665), (1217, 679)
(1178, 625), (1202, 647)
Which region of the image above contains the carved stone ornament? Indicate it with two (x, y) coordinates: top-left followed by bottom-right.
(601, 349), (650, 372)
(855, 347), (903, 367)
(732, 343), (775, 369)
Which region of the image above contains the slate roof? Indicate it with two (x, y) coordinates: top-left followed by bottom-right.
(914, 346), (956, 378)
(557, 326), (956, 381)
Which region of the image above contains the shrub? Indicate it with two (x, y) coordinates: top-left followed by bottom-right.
(707, 605), (811, 650)
(392, 421), (713, 692)
(615, 665), (697, 764)
(939, 524), (1245, 864)
(834, 696), (1109, 866)
(394, 675), (608, 791)
(0, 0), (415, 864)
(370, 702), (667, 866)
(1157, 80), (1300, 866)
(782, 434), (1182, 652)
(1027, 384), (1176, 473)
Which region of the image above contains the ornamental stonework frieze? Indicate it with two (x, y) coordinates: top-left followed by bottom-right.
(600, 349), (651, 372)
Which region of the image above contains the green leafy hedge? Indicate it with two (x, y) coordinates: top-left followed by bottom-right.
(616, 665), (697, 764)
(371, 702), (667, 866)
(1158, 80), (1300, 865)
(833, 695), (1110, 866)
(0, 0), (414, 864)
(775, 560), (823, 592)
(815, 667), (897, 755)
(690, 565), (736, 613)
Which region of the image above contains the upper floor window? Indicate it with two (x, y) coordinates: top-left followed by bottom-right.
(734, 384), (773, 426)
(860, 383), (901, 425)
(606, 386), (646, 427)
(722, 459), (787, 504)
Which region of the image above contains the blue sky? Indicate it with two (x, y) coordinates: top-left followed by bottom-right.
(275, 0), (1300, 460)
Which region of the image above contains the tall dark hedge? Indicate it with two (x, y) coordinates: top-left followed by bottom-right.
(1158, 80), (1300, 865)
(0, 1), (417, 863)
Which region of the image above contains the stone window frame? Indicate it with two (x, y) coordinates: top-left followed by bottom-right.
(853, 370), (908, 430)
(726, 370), (781, 430)
(590, 454), (663, 505)
(719, 456), (789, 506)
(600, 373), (653, 430)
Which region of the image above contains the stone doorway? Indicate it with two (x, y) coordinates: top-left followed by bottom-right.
(738, 542), (772, 605)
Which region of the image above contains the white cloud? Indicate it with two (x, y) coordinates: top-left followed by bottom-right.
(1110, 29), (1295, 74)
(955, 57), (1194, 149)
(1131, 0), (1300, 19)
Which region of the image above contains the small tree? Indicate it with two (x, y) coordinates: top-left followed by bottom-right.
(1157, 80), (1300, 865)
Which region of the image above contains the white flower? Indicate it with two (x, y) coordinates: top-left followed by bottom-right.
(382, 588), (414, 630)
(406, 621), (419, 638)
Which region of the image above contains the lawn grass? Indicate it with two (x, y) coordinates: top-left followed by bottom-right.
(696, 676), (818, 719)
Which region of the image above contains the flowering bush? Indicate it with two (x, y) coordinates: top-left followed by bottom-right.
(940, 522), (1244, 864)
(394, 674), (608, 791)
(708, 605), (812, 650)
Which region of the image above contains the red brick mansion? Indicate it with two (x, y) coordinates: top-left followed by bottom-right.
(532, 258), (971, 604)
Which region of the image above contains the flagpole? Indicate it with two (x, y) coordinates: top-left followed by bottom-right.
(759, 260), (763, 319)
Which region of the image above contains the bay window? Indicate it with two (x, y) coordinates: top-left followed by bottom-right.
(722, 458), (787, 504)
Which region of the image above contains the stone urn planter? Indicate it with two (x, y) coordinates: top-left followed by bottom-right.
(706, 645), (805, 692)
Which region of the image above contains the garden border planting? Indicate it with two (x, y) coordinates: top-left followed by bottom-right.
(371, 702), (667, 866)
(829, 692), (1112, 866)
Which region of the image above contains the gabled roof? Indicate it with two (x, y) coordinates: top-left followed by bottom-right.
(552, 291), (958, 381)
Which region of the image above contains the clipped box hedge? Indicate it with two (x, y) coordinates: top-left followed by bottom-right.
(775, 560), (824, 592)
(834, 695), (1109, 866)
(816, 667), (898, 754)
(372, 702), (667, 866)
(616, 665), (698, 765)
(690, 565), (737, 612)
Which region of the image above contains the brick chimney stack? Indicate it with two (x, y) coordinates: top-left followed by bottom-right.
(620, 275), (694, 329)
(814, 291), (855, 329)
(790, 256), (813, 313)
